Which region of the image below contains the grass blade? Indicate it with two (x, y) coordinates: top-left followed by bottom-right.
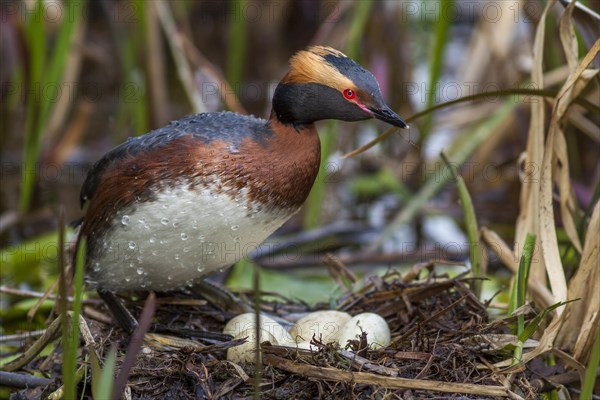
(420, 0), (453, 145)
(227, 0), (247, 97)
(581, 329), (600, 399)
(518, 300), (574, 344)
(509, 233), (535, 367)
(40, 0), (84, 129)
(92, 346), (117, 400)
(62, 238), (86, 400)
(345, 1), (374, 60)
(20, 0), (84, 212)
(20, 0), (46, 213)
(440, 151), (481, 298)
(509, 234), (536, 317)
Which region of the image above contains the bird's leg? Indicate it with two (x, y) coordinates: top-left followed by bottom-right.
(99, 282), (291, 334)
(189, 280), (253, 314)
(98, 283), (247, 334)
(97, 289), (139, 334)
(189, 280), (294, 330)
(98, 281), (247, 334)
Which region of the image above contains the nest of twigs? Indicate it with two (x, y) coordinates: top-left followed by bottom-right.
(9, 265), (572, 400)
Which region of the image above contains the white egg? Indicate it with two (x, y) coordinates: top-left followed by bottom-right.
(289, 310), (351, 344)
(224, 313), (296, 362)
(337, 313), (391, 350)
(223, 312), (294, 345)
(223, 313), (274, 336)
(226, 328), (277, 363)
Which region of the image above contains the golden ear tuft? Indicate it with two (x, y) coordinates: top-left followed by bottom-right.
(283, 46), (355, 92)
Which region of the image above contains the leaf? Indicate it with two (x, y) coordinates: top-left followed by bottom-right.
(556, 199), (600, 363)
(581, 329), (600, 399)
(62, 239), (86, 400)
(518, 300), (575, 343)
(514, 0), (555, 287)
(558, 0), (600, 62)
(92, 347), (116, 400)
(554, 0), (584, 254)
(90, 350), (102, 396)
(512, 41), (600, 367)
(481, 227), (556, 309)
(539, 40), (600, 307)
(509, 233), (537, 365)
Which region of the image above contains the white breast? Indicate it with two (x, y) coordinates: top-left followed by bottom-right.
(87, 185), (295, 291)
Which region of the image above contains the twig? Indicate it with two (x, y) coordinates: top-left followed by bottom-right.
(154, 1), (205, 113)
(256, 249), (468, 270)
(263, 353), (511, 397)
(0, 371), (52, 388)
(83, 304), (113, 325)
(415, 331), (438, 379)
(323, 253), (357, 290)
(0, 285), (70, 301)
(390, 294), (469, 346)
(1, 312), (100, 373)
(143, 332), (205, 352)
(338, 349), (398, 377)
(27, 277), (59, 322)
(0, 329), (46, 343)
(0, 285), (99, 305)
(2, 315), (63, 372)
(181, 34), (246, 114)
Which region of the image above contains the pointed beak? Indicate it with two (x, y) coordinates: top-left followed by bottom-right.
(368, 104), (409, 129)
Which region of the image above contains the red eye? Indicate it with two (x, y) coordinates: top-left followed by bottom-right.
(343, 89), (355, 100)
